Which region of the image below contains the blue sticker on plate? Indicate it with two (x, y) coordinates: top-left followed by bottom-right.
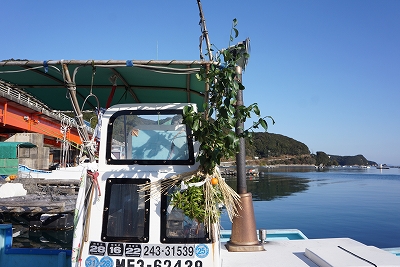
(195, 244), (209, 258)
(85, 256), (99, 267)
(99, 256), (114, 267)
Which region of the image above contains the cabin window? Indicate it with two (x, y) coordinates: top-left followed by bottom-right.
(160, 184), (210, 244)
(106, 109), (195, 165)
(101, 178), (150, 242)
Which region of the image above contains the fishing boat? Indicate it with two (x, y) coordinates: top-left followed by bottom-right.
(376, 164), (390, 169)
(1, 58), (400, 266)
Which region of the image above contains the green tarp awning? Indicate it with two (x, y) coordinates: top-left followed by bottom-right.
(0, 159), (18, 176)
(0, 142), (36, 158)
(0, 142), (36, 176)
(0, 60), (211, 112)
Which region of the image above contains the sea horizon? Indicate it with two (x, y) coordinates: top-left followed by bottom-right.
(222, 166), (400, 249)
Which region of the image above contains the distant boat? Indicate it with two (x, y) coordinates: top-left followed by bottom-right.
(315, 164), (325, 170)
(376, 164), (390, 169)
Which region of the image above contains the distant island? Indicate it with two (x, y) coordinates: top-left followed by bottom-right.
(244, 132), (377, 166)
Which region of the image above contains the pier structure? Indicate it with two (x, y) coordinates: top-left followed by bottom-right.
(0, 81), (90, 147)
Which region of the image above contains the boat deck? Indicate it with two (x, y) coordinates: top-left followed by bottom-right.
(2, 224), (400, 267)
(221, 238), (400, 267)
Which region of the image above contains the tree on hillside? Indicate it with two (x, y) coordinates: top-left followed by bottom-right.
(329, 154), (369, 166)
(315, 151), (330, 166)
(250, 132), (310, 158)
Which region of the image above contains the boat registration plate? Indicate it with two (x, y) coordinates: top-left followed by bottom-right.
(85, 256), (204, 267)
(142, 244), (195, 258)
(89, 242), (209, 259)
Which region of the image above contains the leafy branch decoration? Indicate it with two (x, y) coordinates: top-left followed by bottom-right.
(184, 18), (273, 175)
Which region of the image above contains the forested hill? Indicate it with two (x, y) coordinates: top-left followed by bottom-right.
(245, 132), (376, 166)
(247, 132), (310, 158)
(315, 152), (377, 166)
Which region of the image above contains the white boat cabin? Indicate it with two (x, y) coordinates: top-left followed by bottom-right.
(72, 103), (220, 267)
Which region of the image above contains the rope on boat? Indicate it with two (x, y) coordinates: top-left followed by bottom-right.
(138, 167), (241, 235)
(72, 165), (99, 266)
(0, 65), (61, 74)
(60, 117), (72, 167)
(337, 246), (377, 266)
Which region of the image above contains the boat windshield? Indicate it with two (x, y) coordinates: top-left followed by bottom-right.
(106, 109), (195, 165)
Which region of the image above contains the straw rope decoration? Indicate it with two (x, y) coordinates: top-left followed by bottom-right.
(137, 170), (198, 200)
(138, 166), (241, 234)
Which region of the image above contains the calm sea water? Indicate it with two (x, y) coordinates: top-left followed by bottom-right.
(6, 166), (400, 249)
(221, 166), (400, 248)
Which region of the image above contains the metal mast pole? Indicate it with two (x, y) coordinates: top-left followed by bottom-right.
(62, 64), (96, 162)
(197, 0), (213, 61)
(197, 0), (212, 119)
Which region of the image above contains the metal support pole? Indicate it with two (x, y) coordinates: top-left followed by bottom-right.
(226, 65), (264, 252)
(234, 66), (247, 194)
(62, 64), (95, 162)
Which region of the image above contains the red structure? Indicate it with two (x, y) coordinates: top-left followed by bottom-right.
(0, 82), (85, 147)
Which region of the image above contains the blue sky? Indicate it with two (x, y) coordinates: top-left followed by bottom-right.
(2, 0), (399, 165)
